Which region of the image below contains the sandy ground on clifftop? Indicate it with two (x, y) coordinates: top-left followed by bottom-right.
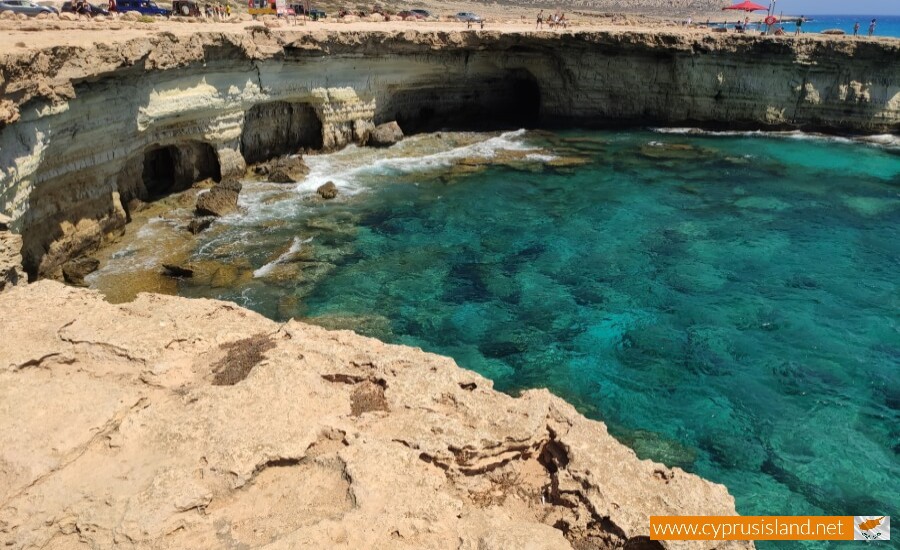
(3, 14), (895, 53)
(0, 19), (699, 51)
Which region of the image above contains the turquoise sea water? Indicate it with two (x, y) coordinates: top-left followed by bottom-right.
(98, 129), (899, 547)
(709, 14), (900, 38)
(798, 15), (900, 38)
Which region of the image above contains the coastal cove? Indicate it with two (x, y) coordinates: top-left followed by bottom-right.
(87, 128), (900, 549)
(1, 27), (899, 550)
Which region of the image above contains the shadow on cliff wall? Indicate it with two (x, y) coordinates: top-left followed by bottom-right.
(242, 101), (323, 164)
(141, 142), (222, 199)
(378, 69), (542, 133)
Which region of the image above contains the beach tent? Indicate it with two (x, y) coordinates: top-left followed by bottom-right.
(722, 1), (767, 11)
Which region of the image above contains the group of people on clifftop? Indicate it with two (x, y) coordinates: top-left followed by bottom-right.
(859, 19), (877, 37)
(677, 14), (880, 38)
(535, 10), (567, 29)
(794, 16), (877, 37)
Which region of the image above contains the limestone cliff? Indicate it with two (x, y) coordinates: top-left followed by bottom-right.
(0, 226), (25, 291)
(0, 29), (898, 278)
(0, 281), (750, 550)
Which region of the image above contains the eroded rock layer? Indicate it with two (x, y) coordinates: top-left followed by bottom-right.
(0, 281), (750, 550)
(0, 29), (898, 279)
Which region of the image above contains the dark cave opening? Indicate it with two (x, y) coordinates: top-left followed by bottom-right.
(141, 146), (177, 197)
(141, 142), (222, 199)
(241, 101), (323, 164)
(379, 70), (542, 134)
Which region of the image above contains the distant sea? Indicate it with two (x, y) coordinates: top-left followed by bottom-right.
(792, 14), (900, 38)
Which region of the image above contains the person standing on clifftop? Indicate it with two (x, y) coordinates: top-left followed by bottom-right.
(853, 21), (860, 36)
(536, 10), (543, 29)
(868, 19), (876, 36)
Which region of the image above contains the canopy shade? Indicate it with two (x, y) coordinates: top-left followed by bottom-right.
(722, 1), (768, 11)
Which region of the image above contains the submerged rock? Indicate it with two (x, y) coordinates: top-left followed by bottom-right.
(161, 263), (194, 278)
(266, 156), (311, 184)
(368, 121), (404, 147)
(195, 180), (241, 217)
(303, 312), (394, 340)
(0, 229), (26, 292)
(126, 198), (148, 216)
(317, 181), (338, 199)
(640, 142), (711, 161)
(186, 216), (215, 234)
(61, 257), (99, 286)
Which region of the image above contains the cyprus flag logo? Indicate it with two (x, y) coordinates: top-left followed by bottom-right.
(854, 516), (890, 541)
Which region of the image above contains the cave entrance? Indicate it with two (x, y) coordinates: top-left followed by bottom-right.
(141, 142), (221, 199)
(241, 101), (323, 164)
(381, 69), (542, 133)
(141, 146), (176, 197)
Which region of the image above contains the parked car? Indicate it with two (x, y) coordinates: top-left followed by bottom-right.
(61, 1), (109, 16)
(116, 0), (170, 15)
(396, 9), (422, 19)
(454, 11), (481, 22)
(172, 0), (199, 15)
(410, 8), (430, 18)
(0, 0), (57, 16)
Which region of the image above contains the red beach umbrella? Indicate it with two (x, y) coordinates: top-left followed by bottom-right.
(722, 1), (768, 11)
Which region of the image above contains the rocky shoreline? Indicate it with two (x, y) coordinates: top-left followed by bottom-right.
(0, 281), (751, 549)
(0, 27), (897, 549)
(1, 29), (898, 280)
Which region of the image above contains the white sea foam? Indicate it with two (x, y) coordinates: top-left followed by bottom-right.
(252, 236), (313, 278)
(217, 130), (546, 232)
(525, 153), (558, 162)
(651, 127), (899, 150)
(298, 129), (536, 195)
(86, 217), (181, 282)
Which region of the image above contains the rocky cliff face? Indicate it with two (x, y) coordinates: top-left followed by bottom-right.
(0, 29), (898, 279)
(0, 218), (26, 291)
(0, 281), (751, 550)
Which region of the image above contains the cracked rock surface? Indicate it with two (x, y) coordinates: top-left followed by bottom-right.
(0, 282), (751, 549)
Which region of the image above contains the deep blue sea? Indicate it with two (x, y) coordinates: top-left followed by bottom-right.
(90, 129), (900, 548)
(792, 14), (900, 37)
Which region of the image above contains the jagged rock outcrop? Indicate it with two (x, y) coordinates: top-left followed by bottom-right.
(0, 281), (752, 550)
(0, 29), (897, 278)
(60, 256), (99, 286)
(195, 180), (242, 217)
(0, 222), (26, 291)
(317, 181), (339, 199)
(186, 216), (215, 234)
(256, 155), (311, 184)
(369, 120), (405, 147)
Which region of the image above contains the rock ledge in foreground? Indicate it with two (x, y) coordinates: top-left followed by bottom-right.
(0, 281), (752, 550)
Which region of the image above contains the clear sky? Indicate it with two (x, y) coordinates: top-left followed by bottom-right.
(766, 0), (900, 15)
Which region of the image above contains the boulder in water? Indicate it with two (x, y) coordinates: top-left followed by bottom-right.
(62, 257), (100, 286)
(368, 121), (404, 147)
(195, 180), (241, 217)
(317, 181), (338, 200)
(267, 156), (310, 184)
(126, 198), (147, 215)
(187, 216), (215, 234)
(1, 230), (26, 292)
